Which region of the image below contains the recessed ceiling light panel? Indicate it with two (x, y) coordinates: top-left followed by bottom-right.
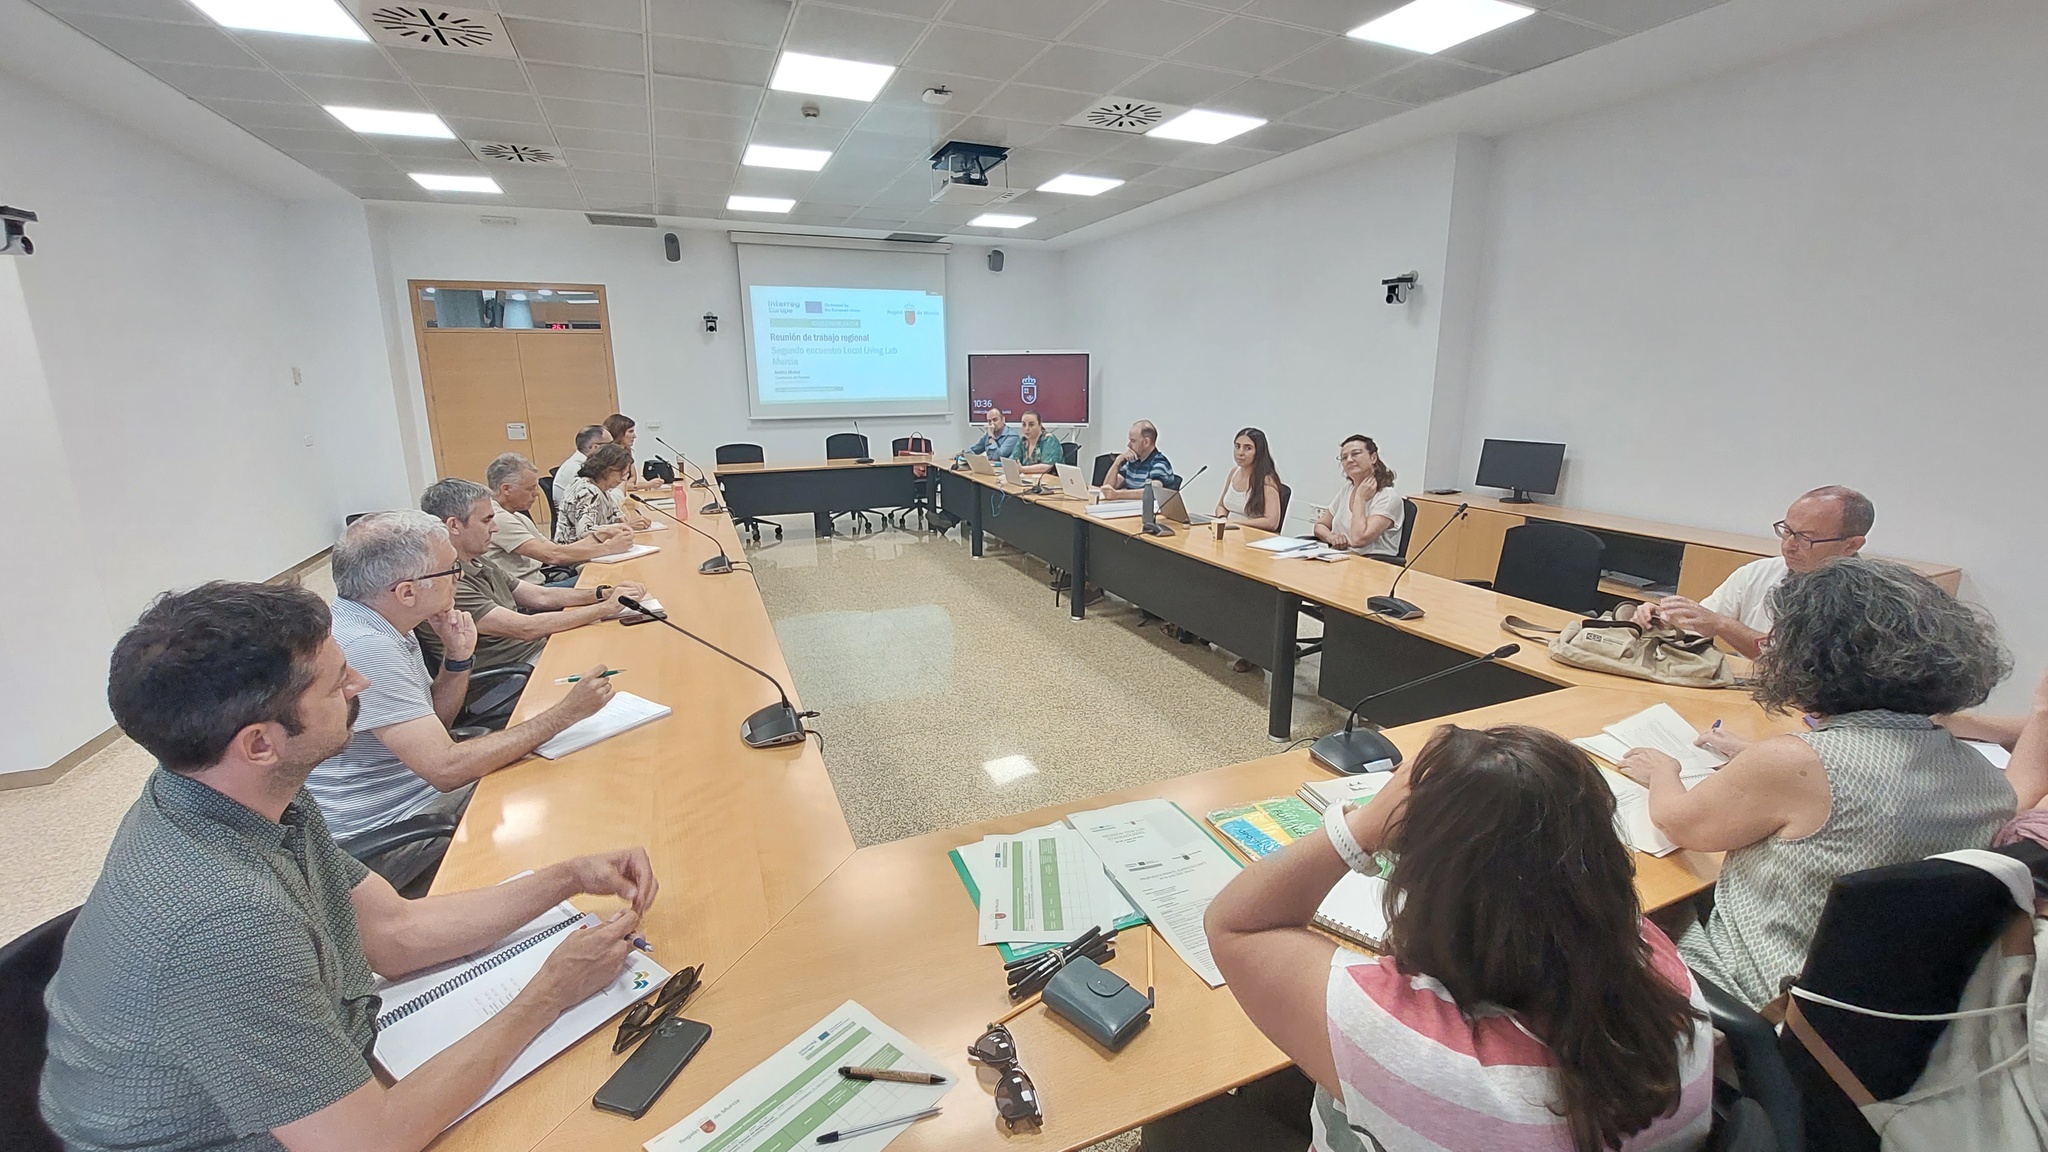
(768, 51), (895, 103)
(1348, 0), (1535, 54)
(1146, 109), (1266, 145)
(968, 213), (1034, 229)
(1037, 174), (1123, 196)
(742, 144), (833, 171)
(410, 172), (501, 193)
(728, 195), (796, 213)
(189, 0), (366, 39)
(324, 106), (454, 138)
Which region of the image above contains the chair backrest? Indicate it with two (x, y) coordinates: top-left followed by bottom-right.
(1, 907), (79, 1152)
(825, 433), (868, 460)
(1092, 453), (1117, 487)
(893, 436), (933, 456)
(1393, 498), (1419, 561)
(1492, 521), (1605, 612)
(1276, 482), (1293, 528)
(1061, 441), (1080, 466)
(539, 470), (561, 529)
(715, 442), (765, 465)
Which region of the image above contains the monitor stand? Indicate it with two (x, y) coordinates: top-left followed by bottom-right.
(1499, 488), (1535, 504)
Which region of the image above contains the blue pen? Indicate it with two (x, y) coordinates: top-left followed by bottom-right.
(632, 935), (654, 954)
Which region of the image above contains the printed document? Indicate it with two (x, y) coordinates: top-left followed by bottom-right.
(967, 825), (1135, 945)
(1067, 799), (1244, 987)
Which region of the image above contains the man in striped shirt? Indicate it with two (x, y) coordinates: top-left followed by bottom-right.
(306, 510), (614, 886)
(1098, 419), (1179, 499)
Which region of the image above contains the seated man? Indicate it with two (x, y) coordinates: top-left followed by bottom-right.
(309, 510), (616, 885)
(1099, 419), (1179, 498)
(1627, 485), (1872, 658)
(964, 406), (1020, 460)
(485, 452), (633, 585)
(40, 580), (656, 1152)
(553, 422), (610, 507)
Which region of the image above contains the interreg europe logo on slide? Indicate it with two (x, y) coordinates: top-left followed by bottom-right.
(1020, 376), (1037, 404)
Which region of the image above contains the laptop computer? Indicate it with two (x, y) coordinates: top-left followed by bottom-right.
(1155, 485), (1211, 525)
(999, 456), (1024, 484)
(965, 452), (997, 475)
(1054, 463), (1091, 500)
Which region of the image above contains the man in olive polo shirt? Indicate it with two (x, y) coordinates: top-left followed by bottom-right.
(417, 477), (648, 673)
(483, 452), (633, 585)
(40, 581), (659, 1152)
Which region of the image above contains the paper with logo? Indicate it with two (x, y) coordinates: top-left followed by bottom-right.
(371, 900), (670, 1123)
(971, 825), (1134, 945)
(1066, 799), (1245, 988)
(644, 1000), (947, 1152)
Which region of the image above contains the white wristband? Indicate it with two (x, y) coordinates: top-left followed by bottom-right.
(1324, 800), (1374, 875)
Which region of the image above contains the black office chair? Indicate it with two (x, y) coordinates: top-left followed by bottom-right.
(889, 436), (937, 529)
(421, 649), (531, 733)
(1061, 441), (1080, 467)
(1466, 521), (1605, 613)
(824, 433), (879, 533)
(1092, 453), (1117, 487)
(715, 442), (780, 542)
(1, 908), (76, 1152)
(338, 812), (467, 898)
(539, 471), (562, 534)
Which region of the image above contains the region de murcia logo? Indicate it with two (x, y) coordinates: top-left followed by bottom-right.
(1020, 376), (1037, 404)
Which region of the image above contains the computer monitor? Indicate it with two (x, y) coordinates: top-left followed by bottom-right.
(1475, 439), (1565, 503)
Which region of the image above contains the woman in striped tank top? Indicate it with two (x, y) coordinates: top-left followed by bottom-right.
(1209, 726), (1713, 1152)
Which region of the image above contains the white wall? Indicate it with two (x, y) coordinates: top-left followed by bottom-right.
(1461, 0), (2048, 705)
(1063, 135), (1476, 531)
(365, 205), (1070, 483)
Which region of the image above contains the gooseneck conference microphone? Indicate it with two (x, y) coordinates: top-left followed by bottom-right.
(630, 494), (733, 575)
(1139, 465), (1206, 537)
(613, 595), (812, 748)
(851, 420), (874, 464)
(1365, 501), (1468, 622)
(655, 435), (709, 490)
(1309, 643), (1521, 774)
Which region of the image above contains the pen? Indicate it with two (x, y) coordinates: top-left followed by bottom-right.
(815, 1107), (941, 1144)
(631, 935), (653, 954)
(839, 1066), (948, 1084)
(554, 669), (626, 684)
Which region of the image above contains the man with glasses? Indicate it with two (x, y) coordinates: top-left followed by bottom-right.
(309, 510), (614, 886)
(1628, 485), (1873, 658)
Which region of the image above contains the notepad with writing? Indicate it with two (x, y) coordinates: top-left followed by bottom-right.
(535, 692), (671, 759)
(1315, 872), (1393, 952)
(584, 543), (661, 564)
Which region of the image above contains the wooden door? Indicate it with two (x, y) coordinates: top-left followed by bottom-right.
(516, 331), (617, 479)
(420, 331), (528, 485)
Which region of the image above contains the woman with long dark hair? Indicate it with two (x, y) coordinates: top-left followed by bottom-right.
(1209, 725), (1712, 1152)
(1215, 427), (1284, 532)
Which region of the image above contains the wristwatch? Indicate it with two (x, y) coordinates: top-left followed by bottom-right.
(593, 584), (613, 603)
(442, 655), (475, 673)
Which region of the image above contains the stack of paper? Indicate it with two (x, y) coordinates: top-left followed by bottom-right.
(1297, 773), (1399, 813)
(584, 543), (661, 564)
(1085, 500), (1146, 520)
(1248, 536), (1350, 561)
(969, 825), (1136, 945)
(535, 692), (671, 759)
(1067, 799), (1245, 987)
(948, 825), (1146, 963)
(1573, 704), (1724, 856)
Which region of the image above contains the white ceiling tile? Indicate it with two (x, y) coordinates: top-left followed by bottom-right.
(873, 67), (1001, 109)
(198, 98), (331, 130)
(552, 124), (652, 150)
(652, 108), (753, 143)
(998, 147), (1098, 184)
(1103, 134), (1201, 164)
(974, 83), (1096, 125)
(286, 75), (423, 106)
(1206, 77), (1326, 119)
(540, 97), (650, 131)
(1024, 125), (1128, 157)
(527, 62), (649, 103)
(138, 61), (303, 102)
(912, 202), (995, 225)
(1058, 155), (1161, 180)
(579, 173), (656, 193)
(658, 195), (728, 214)
(1543, 0), (1728, 35)
(58, 13), (258, 67)
(848, 102), (962, 140)
(650, 74), (762, 115)
(1266, 36), (1410, 89)
(1060, 0), (1227, 57)
(823, 0), (943, 16)
(40, 0), (206, 23)
(1240, 0), (1404, 33)
(730, 166), (817, 196)
(1122, 163), (1212, 190)
(250, 126), (380, 154)
(368, 137), (480, 162)
(843, 214), (919, 229)
(1171, 17), (1327, 74)
(793, 200), (867, 215)
(1440, 13), (1614, 74)
(387, 48), (531, 91)
(755, 89), (867, 130)
(653, 157), (738, 183)
(651, 35), (774, 84)
(1169, 141), (1277, 171)
(868, 174), (939, 206)
(496, 0), (645, 31)
(1113, 61), (1241, 105)
(1281, 90), (1405, 130)
(586, 197), (657, 212)
(421, 86), (546, 123)
(782, 5), (929, 63)
(648, 0), (792, 47)
(564, 149), (654, 173)
(511, 193), (590, 208)
(447, 118), (559, 145)
(655, 136), (744, 163)
(501, 18), (645, 72)
(1355, 57), (1498, 104)
(1233, 119), (1335, 150)
(655, 174), (735, 197)
(234, 30), (400, 77)
(943, 114), (1050, 147)
(902, 25), (1044, 81)
(941, 0), (1095, 40)
(300, 151), (406, 173)
(745, 119), (850, 150)
(829, 136), (928, 169)
(1011, 44), (1150, 94)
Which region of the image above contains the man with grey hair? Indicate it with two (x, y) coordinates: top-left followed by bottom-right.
(308, 510), (614, 885)
(554, 423), (610, 506)
(419, 476), (646, 674)
(484, 452), (633, 585)
(1629, 485), (1874, 659)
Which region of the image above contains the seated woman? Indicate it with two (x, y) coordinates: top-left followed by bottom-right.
(1209, 725), (1713, 1152)
(1214, 427), (1284, 532)
(602, 413), (662, 527)
(1007, 409), (1065, 475)
(1311, 434), (1403, 559)
(555, 443), (635, 544)
(1622, 557), (2014, 1009)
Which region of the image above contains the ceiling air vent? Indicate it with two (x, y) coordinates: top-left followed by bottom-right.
(1065, 99), (1182, 134)
(884, 233), (947, 244)
(586, 213), (658, 228)
(472, 141), (564, 167)
(350, 3), (514, 56)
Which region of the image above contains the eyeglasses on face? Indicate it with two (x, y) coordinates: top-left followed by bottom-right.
(390, 563), (461, 590)
(1773, 521), (1850, 548)
(1337, 449), (1370, 463)
(614, 965), (702, 1053)
(969, 1024), (1042, 1130)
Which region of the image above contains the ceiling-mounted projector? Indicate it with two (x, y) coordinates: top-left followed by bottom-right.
(929, 141), (1021, 206)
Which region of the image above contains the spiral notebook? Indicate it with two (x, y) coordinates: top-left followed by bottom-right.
(535, 692), (671, 759)
(1315, 872), (1393, 953)
(585, 543), (660, 564)
(371, 901), (671, 1122)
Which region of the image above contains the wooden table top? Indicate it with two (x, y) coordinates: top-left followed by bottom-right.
(522, 684), (1786, 1152)
(713, 455), (933, 475)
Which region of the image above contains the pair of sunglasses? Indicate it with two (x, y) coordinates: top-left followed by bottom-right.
(613, 965), (701, 1054)
(968, 1025), (1042, 1130)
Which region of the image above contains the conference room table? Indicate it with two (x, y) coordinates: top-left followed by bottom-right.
(714, 455), (928, 536)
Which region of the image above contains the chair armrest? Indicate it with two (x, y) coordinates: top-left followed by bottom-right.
(1458, 579), (1495, 589)
(1695, 971), (1804, 1152)
(337, 812), (462, 863)
(468, 663), (531, 685)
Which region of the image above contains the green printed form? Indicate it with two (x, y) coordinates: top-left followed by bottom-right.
(696, 1027), (876, 1152)
(1037, 837), (1064, 932)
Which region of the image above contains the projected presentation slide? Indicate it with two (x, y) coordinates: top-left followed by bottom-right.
(750, 286), (947, 407)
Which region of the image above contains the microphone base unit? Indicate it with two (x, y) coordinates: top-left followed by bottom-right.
(1140, 523), (1175, 537)
(1365, 595), (1424, 621)
(741, 702), (809, 748)
(855, 457), (875, 465)
(700, 502), (726, 515)
(700, 555), (735, 575)
(1309, 728), (1404, 775)
(690, 478), (710, 489)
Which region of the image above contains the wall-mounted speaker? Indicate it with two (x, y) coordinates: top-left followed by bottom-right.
(664, 232), (681, 262)
(986, 248), (1004, 273)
